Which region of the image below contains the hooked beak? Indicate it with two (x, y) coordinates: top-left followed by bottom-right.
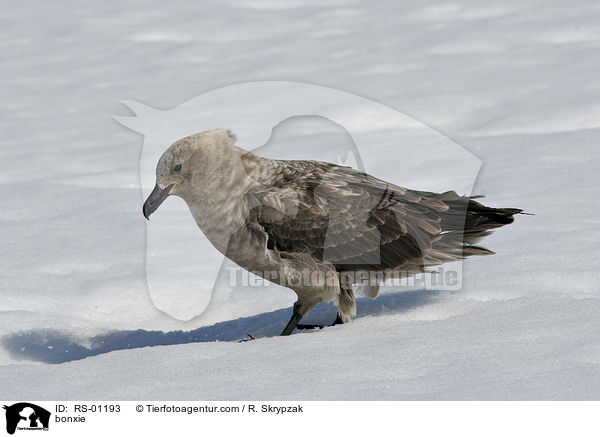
(143, 183), (173, 220)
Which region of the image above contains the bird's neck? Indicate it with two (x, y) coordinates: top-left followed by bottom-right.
(179, 146), (269, 254)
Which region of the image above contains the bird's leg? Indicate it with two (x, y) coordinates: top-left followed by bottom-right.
(296, 312), (345, 331)
(281, 301), (344, 335)
(281, 301), (305, 336)
(283, 278), (352, 334)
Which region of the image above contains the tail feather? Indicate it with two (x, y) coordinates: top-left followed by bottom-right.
(461, 200), (522, 249)
(429, 194), (524, 259)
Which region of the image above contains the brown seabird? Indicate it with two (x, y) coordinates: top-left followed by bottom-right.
(143, 128), (522, 336)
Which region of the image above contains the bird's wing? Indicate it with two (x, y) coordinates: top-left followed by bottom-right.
(242, 158), (455, 271)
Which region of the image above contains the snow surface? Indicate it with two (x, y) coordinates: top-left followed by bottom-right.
(1, 0), (599, 400)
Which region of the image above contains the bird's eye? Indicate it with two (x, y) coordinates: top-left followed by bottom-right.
(174, 164), (182, 172)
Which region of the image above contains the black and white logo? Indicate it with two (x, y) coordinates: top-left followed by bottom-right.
(3, 403), (50, 435)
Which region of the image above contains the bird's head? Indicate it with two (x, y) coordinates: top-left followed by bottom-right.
(143, 127), (237, 219)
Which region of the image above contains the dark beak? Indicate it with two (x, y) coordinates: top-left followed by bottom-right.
(143, 183), (173, 220)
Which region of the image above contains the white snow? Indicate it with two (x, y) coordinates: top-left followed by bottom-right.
(1, 0), (599, 400)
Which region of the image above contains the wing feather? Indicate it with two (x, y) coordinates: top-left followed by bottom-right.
(239, 152), (521, 277)
(243, 159), (443, 271)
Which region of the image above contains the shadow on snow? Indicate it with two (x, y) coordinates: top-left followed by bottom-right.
(2, 289), (444, 364)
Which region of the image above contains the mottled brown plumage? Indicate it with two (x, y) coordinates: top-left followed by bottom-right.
(241, 154), (520, 273)
(143, 128), (522, 337)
